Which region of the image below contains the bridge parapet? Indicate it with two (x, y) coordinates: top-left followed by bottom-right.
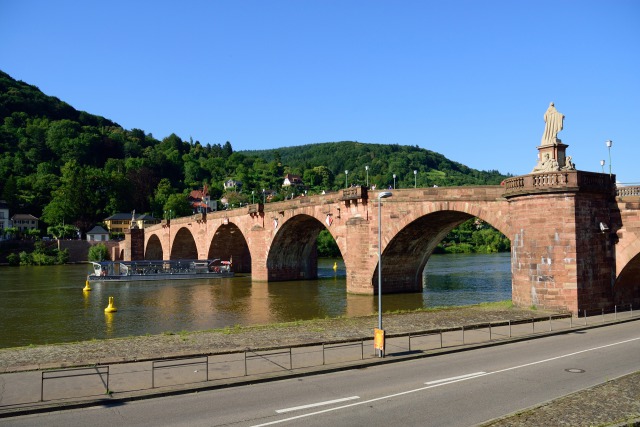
(503, 170), (615, 198)
(617, 186), (640, 199)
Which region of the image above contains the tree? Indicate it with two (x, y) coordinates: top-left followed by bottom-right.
(317, 230), (340, 257)
(88, 244), (109, 261)
(164, 193), (193, 217)
(151, 178), (175, 218)
(26, 228), (41, 240)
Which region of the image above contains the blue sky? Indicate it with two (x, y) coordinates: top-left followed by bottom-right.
(1, 1), (638, 183)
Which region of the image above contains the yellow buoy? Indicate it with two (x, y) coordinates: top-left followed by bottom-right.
(104, 296), (117, 313)
(83, 280), (91, 292)
(333, 262), (337, 271)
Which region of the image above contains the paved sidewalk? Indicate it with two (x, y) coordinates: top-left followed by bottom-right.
(1, 310), (639, 423)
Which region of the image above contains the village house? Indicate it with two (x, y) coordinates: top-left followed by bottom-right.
(282, 174), (304, 187)
(189, 185), (214, 212)
(86, 225), (110, 242)
(11, 213), (38, 234)
(103, 213), (160, 234)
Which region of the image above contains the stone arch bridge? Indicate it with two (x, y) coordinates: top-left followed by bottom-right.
(122, 170), (640, 315)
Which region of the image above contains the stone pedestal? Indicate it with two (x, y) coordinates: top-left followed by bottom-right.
(532, 143), (571, 173)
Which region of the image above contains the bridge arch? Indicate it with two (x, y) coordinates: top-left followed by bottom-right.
(614, 247), (640, 306)
(390, 200), (511, 243)
(171, 227), (198, 260)
(145, 234), (163, 260)
(267, 214), (341, 281)
(375, 209), (510, 293)
(208, 222), (251, 273)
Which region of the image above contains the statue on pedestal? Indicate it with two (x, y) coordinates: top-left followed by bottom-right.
(541, 102), (564, 146)
(532, 102), (576, 173)
(130, 210), (139, 229)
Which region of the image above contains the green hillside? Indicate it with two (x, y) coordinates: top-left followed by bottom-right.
(0, 70), (510, 243)
(244, 142), (506, 189)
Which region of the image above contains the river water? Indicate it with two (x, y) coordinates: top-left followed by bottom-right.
(0, 253), (511, 348)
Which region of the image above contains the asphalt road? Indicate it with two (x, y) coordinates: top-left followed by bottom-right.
(3, 321), (639, 427)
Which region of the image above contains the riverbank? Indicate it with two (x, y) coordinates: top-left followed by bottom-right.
(0, 302), (543, 371)
(1, 303), (639, 425)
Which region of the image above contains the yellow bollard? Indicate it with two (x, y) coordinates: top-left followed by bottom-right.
(83, 280), (91, 292)
(333, 262), (337, 271)
(104, 296), (117, 313)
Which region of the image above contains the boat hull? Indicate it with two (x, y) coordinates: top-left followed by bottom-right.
(87, 272), (234, 282)
(88, 259), (234, 283)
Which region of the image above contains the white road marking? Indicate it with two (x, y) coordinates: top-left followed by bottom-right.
(425, 371), (486, 385)
(275, 396), (360, 413)
(252, 336), (640, 427)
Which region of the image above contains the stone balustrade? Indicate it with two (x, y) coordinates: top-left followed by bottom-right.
(617, 186), (640, 198)
(502, 170), (615, 198)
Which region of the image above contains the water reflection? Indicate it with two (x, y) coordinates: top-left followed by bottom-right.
(0, 254), (511, 348)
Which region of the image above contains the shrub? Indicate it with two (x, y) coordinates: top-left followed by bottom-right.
(7, 253), (20, 266)
(88, 244), (109, 262)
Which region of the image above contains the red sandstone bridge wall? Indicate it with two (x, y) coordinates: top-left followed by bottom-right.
(614, 195), (640, 306)
(131, 176), (640, 315)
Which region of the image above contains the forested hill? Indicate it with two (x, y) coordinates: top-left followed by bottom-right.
(0, 70), (117, 128)
(243, 142), (507, 188)
(0, 69), (509, 235)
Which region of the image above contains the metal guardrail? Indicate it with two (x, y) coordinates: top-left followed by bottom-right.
(6, 305), (636, 406)
(152, 356), (208, 388)
(41, 365), (109, 402)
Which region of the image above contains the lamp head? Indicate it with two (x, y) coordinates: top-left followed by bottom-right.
(606, 139), (613, 148)
(378, 192), (392, 200)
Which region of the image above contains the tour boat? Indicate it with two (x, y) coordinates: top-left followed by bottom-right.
(87, 259), (234, 282)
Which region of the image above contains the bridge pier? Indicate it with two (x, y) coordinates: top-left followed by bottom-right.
(505, 171), (617, 314)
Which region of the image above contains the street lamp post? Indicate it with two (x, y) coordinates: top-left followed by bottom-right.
(252, 190), (255, 204)
(414, 170), (417, 188)
(606, 140), (613, 178)
(377, 191), (393, 358)
(393, 174), (396, 189)
(262, 189), (266, 204)
(345, 170), (349, 188)
(365, 166), (369, 188)
(600, 160), (605, 174)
